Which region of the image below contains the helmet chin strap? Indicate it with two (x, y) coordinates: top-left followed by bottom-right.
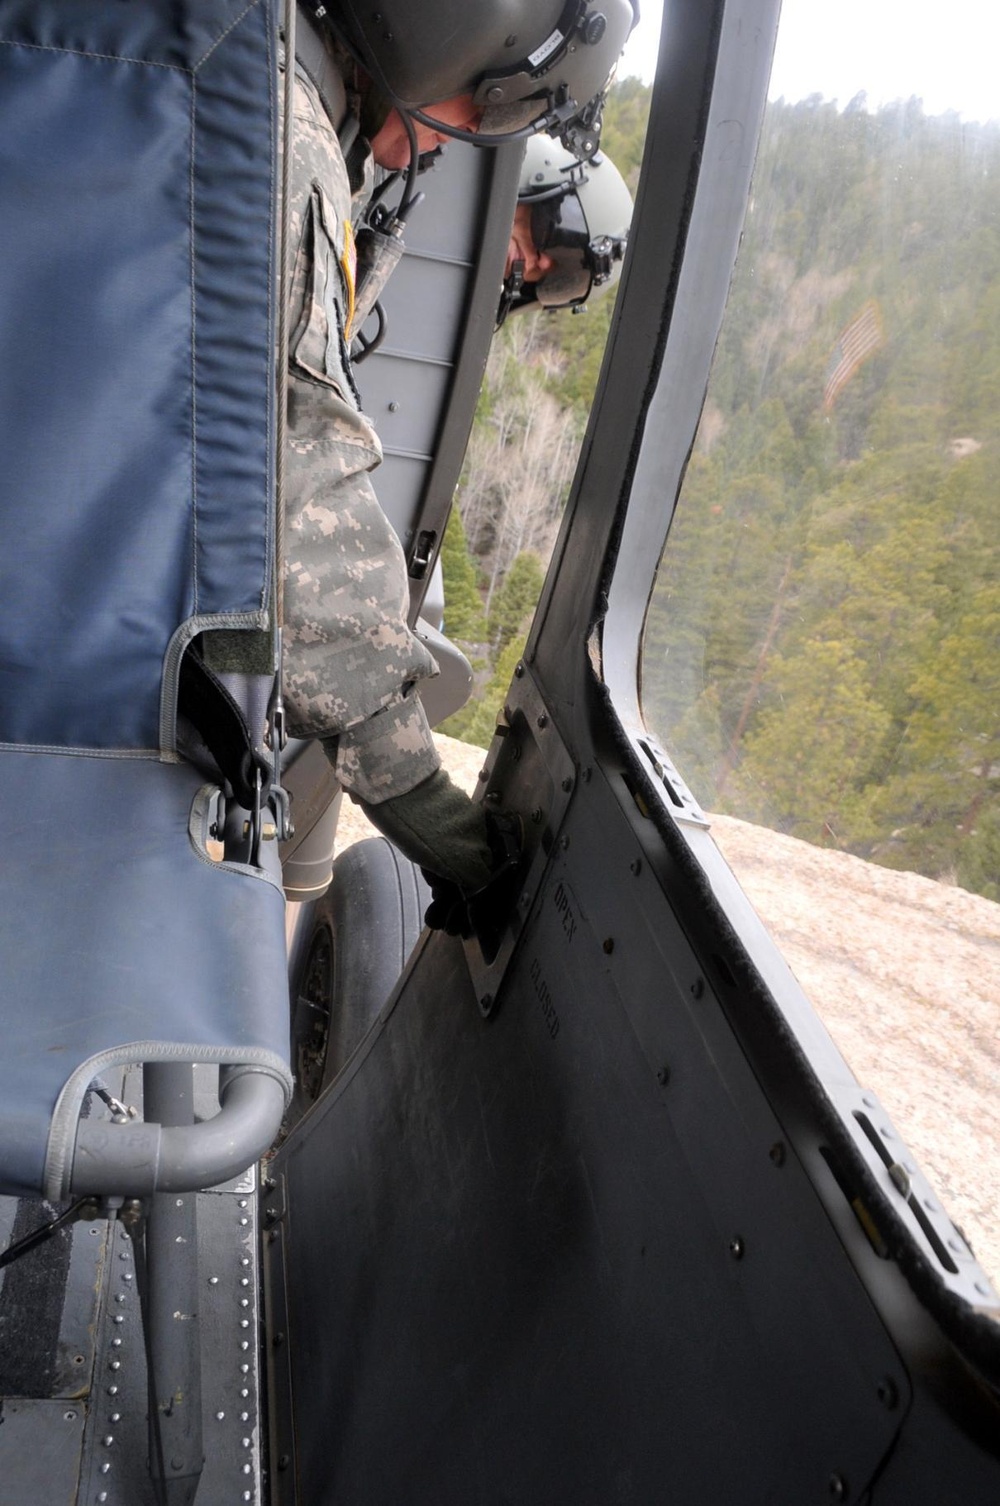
(408, 95), (580, 151)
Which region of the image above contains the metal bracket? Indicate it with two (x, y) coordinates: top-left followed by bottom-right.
(462, 663), (576, 1018)
(828, 1083), (1000, 1314)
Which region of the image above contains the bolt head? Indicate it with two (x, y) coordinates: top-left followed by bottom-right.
(582, 12), (608, 44)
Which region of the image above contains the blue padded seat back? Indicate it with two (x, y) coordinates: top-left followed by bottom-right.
(0, 0), (276, 751)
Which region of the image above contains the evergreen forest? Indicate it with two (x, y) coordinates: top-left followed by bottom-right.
(441, 79), (1000, 902)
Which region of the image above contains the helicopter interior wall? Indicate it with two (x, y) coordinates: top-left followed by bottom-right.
(352, 140), (520, 615)
(268, 757), (910, 1503)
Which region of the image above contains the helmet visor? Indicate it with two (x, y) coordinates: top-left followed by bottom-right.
(529, 192), (592, 308)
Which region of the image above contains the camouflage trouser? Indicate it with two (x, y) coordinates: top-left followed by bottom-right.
(281, 65), (440, 804)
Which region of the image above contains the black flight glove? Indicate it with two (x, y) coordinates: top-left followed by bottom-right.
(348, 766), (523, 939)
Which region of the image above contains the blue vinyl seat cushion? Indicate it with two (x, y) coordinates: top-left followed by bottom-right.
(0, 749), (292, 1200)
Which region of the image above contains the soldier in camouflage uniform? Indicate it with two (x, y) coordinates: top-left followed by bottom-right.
(282, 43), (503, 902)
(278, 2), (633, 916)
(284, 61), (440, 803)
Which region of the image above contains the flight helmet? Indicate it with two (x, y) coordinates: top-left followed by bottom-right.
(331, 0), (637, 145)
(500, 132), (633, 321)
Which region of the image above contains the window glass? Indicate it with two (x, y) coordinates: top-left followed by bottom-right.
(641, 0), (1000, 1285)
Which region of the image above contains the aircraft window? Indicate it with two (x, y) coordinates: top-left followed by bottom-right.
(639, 0), (1000, 1286)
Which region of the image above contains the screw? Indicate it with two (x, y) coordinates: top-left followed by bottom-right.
(888, 1163), (911, 1197)
(876, 1376), (899, 1410)
(481, 994), (493, 1011)
(769, 1141), (786, 1167)
(63, 1410), (77, 1422)
(531, 807), (543, 824)
(729, 1236), (744, 1260)
(278, 1455), (291, 1472)
(656, 1066), (670, 1086)
(387, 400), (399, 412)
(272, 1332), (285, 1349)
(514, 662), (524, 678)
(630, 858), (642, 876)
(537, 713), (548, 728)
(561, 776), (573, 793)
(690, 977), (704, 999)
(602, 938), (614, 954)
(559, 835), (570, 851)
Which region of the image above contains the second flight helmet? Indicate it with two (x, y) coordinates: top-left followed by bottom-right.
(498, 132), (633, 323)
(332, 0), (637, 149)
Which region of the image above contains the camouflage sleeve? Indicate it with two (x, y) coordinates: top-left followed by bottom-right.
(281, 66), (439, 772)
(331, 682), (441, 805)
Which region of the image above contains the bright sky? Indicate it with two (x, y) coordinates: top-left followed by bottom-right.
(618, 0), (1000, 123)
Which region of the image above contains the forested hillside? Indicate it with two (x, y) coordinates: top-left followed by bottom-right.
(443, 82), (1000, 901)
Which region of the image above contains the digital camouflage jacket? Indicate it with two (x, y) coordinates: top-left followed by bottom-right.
(282, 63), (441, 804)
